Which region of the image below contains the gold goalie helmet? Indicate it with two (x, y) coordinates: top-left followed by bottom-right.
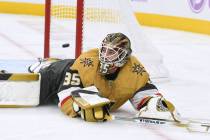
(99, 33), (132, 74)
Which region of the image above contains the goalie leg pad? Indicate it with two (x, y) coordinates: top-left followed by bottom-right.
(0, 73), (40, 107)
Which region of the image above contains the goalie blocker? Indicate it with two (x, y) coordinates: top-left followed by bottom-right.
(71, 86), (113, 122)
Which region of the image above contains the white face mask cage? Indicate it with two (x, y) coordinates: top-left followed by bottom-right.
(99, 45), (128, 66)
(99, 45), (129, 74)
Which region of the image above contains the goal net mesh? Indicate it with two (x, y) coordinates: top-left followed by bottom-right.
(46, 0), (169, 81)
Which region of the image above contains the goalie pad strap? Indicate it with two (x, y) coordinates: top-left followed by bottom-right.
(71, 89), (98, 96)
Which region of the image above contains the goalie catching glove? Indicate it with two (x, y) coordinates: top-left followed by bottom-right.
(136, 93), (178, 120)
(130, 83), (177, 120)
(137, 93), (175, 112)
(58, 86), (112, 122)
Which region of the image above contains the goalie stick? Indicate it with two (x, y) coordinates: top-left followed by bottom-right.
(113, 116), (210, 133)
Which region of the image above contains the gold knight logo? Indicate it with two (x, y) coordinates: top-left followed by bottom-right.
(80, 58), (94, 67)
(132, 63), (146, 75)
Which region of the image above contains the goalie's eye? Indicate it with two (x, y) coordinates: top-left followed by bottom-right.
(101, 46), (116, 56)
(101, 47), (106, 53)
(107, 49), (115, 55)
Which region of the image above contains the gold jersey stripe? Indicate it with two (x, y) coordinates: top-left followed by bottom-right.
(0, 73), (39, 81)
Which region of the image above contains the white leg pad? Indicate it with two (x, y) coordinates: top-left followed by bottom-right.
(0, 74), (40, 107)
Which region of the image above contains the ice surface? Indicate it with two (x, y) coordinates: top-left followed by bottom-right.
(0, 14), (210, 140)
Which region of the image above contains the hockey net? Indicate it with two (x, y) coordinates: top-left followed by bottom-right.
(44, 0), (169, 81)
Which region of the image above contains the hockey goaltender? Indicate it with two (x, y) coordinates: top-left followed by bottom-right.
(0, 33), (177, 122)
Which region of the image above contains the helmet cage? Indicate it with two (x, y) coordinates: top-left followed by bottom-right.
(99, 45), (128, 67)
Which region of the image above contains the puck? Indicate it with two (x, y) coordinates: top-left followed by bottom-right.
(62, 43), (70, 48)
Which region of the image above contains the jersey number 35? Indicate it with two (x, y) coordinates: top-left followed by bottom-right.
(63, 71), (81, 86)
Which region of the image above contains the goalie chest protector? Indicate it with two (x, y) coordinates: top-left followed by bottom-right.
(71, 49), (149, 111)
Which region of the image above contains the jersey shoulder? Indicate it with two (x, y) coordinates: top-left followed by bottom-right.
(72, 48), (99, 69)
(124, 55), (149, 89)
(127, 55), (149, 75)
(129, 55), (143, 65)
(71, 48), (99, 86)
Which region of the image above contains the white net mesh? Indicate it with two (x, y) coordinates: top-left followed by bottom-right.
(48, 0), (169, 81)
(49, 0), (76, 58)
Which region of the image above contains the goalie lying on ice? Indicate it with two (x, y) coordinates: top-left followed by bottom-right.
(0, 33), (176, 122)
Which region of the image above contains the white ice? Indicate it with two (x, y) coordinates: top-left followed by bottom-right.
(0, 14), (210, 140)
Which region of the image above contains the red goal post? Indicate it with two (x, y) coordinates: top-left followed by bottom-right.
(44, 0), (83, 58)
(44, 0), (51, 58)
